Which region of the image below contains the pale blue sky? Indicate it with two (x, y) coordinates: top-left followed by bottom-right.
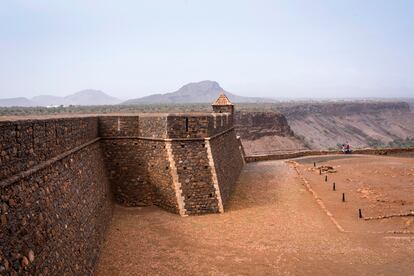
(1, 0), (414, 99)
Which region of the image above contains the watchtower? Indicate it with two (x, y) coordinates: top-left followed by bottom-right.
(212, 92), (234, 114)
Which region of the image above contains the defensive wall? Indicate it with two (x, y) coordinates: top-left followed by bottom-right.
(245, 147), (414, 163)
(99, 112), (244, 215)
(0, 110), (244, 274)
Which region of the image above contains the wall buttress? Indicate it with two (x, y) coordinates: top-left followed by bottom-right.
(205, 138), (224, 213)
(165, 140), (187, 216)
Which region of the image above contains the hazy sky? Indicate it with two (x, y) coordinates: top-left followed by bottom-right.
(1, 0), (414, 100)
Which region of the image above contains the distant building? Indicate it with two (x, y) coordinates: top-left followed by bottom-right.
(46, 104), (64, 108)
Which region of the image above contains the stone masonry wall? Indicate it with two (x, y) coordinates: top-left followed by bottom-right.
(171, 140), (220, 215)
(98, 116), (140, 137)
(99, 113), (242, 216)
(101, 139), (179, 213)
(139, 116), (168, 138)
(0, 117), (98, 180)
(244, 147), (414, 163)
(166, 113), (233, 138)
(98, 115), (179, 213)
(0, 111), (244, 274)
(0, 141), (112, 275)
(209, 129), (244, 209)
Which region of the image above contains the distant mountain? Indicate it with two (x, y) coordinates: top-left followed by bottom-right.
(64, 90), (121, 105)
(32, 95), (67, 106)
(0, 97), (36, 107)
(123, 80), (273, 105)
(0, 90), (121, 107)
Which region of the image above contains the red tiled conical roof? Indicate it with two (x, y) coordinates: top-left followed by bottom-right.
(212, 92), (233, 106)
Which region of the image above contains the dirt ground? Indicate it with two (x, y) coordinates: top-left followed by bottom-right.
(295, 154), (414, 233)
(95, 156), (414, 275)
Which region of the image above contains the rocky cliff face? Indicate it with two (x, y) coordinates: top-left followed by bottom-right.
(234, 111), (305, 155)
(234, 111), (294, 139)
(280, 102), (414, 150)
(234, 101), (414, 155)
(277, 102), (411, 119)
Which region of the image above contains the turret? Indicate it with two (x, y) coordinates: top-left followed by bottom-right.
(212, 92), (234, 114)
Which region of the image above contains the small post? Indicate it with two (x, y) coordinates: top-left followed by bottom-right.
(325, 175), (328, 182)
(333, 182), (336, 191)
(313, 162), (316, 167)
(358, 208), (363, 218)
(342, 193), (345, 202)
(319, 169), (321, 175)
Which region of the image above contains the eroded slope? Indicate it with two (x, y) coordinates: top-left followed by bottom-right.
(235, 102), (414, 154)
(284, 102), (414, 149)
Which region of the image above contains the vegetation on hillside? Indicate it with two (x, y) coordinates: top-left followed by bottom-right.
(388, 137), (414, 148)
(0, 104), (211, 116)
(0, 101), (410, 117)
(366, 137), (414, 149)
(0, 103), (293, 116)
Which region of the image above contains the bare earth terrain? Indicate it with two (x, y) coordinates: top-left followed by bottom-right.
(295, 155), (414, 234)
(95, 155), (414, 275)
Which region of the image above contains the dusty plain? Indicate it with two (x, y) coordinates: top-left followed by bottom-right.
(95, 155), (414, 275)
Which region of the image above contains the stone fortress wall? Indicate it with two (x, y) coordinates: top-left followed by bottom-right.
(0, 117), (111, 275)
(0, 97), (244, 274)
(99, 112), (243, 215)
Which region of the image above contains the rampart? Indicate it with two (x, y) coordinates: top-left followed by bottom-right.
(0, 117), (111, 275)
(99, 112), (242, 215)
(0, 111), (244, 274)
(245, 147), (414, 163)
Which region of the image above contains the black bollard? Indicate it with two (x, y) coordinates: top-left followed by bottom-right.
(342, 193), (345, 202)
(325, 175), (328, 182)
(314, 162), (316, 167)
(333, 182), (336, 191)
(359, 208), (363, 218)
(319, 169), (321, 175)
